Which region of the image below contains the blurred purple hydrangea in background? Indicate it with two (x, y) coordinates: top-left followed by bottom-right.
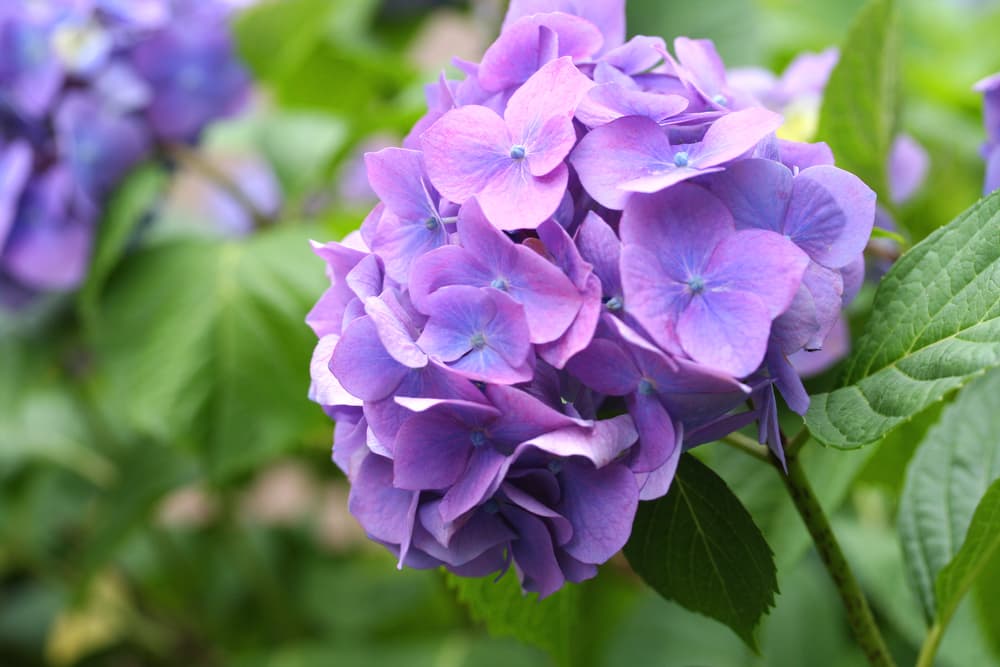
(0, 0), (249, 306)
(976, 72), (1000, 194)
(308, 0), (879, 596)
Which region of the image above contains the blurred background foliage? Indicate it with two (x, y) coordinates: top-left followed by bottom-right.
(2, 0), (999, 665)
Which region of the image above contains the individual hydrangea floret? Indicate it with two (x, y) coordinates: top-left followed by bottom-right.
(976, 72), (1000, 194)
(0, 0), (249, 307)
(308, 0), (878, 596)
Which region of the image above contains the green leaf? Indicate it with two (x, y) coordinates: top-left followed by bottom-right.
(445, 572), (581, 667)
(78, 163), (167, 323)
(623, 454), (777, 650)
(816, 0), (899, 198)
(805, 190), (1000, 448)
(89, 228), (328, 480)
(898, 370), (1000, 623)
(934, 480), (1000, 628)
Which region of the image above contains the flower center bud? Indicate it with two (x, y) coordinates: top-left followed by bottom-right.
(424, 216), (439, 231)
(638, 378), (657, 396)
(687, 275), (705, 294)
(605, 295), (623, 311)
(490, 277), (509, 291)
(470, 429), (488, 447)
(469, 332), (487, 350)
(712, 93), (728, 106)
(482, 498), (500, 514)
(509, 144), (527, 160)
(547, 460), (563, 475)
(673, 151), (690, 167)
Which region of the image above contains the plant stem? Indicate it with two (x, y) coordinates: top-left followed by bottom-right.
(780, 448), (897, 667)
(720, 431), (771, 462)
(785, 427), (811, 457)
(166, 143), (272, 229)
(915, 623), (944, 667)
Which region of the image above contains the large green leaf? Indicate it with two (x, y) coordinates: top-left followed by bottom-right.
(89, 228), (328, 480)
(445, 572), (581, 667)
(623, 454), (777, 650)
(805, 191), (1000, 448)
(898, 370), (1000, 624)
(816, 0), (899, 198)
(934, 480), (1000, 629)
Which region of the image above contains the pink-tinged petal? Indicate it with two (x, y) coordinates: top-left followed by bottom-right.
(349, 454), (417, 544)
(502, 1), (625, 54)
(505, 56), (594, 141)
(626, 392), (677, 473)
(601, 34), (667, 74)
(481, 13), (603, 92)
(345, 254), (384, 300)
(524, 114), (578, 177)
(576, 82), (688, 128)
(558, 460), (638, 563)
(310, 335), (363, 408)
(420, 105), (512, 204)
(677, 290), (772, 377)
(364, 147), (437, 221)
(364, 296), (427, 368)
(331, 316), (409, 401)
(439, 446), (509, 522)
(786, 165), (876, 268)
(570, 115), (673, 210)
(519, 414), (638, 468)
(707, 229), (810, 319)
(393, 411), (475, 490)
(504, 507), (565, 598)
(690, 107), (784, 167)
(478, 161), (569, 230)
(566, 336), (640, 395)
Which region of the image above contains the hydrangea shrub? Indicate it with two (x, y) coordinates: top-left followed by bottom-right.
(0, 0), (249, 306)
(308, 0), (878, 597)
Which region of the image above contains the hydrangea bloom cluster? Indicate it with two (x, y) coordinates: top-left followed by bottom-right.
(0, 0), (249, 305)
(309, 0), (876, 596)
(976, 72), (1000, 194)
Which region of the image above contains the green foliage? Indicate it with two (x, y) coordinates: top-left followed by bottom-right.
(898, 371), (1000, 639)
(806, 190), (1000, 448)
(446, 572), (579, 667)
(88, 228), (328, 481)
(624, 455), (777, 650)
(816, 0), (899, 199)
(78, 163), (168, 325)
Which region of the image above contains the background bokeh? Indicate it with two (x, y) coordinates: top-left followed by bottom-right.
(2, 0), (999, 665)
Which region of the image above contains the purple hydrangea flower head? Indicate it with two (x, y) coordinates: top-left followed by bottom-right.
(308, 11), (878, 595)
(0, 0), (251, 304)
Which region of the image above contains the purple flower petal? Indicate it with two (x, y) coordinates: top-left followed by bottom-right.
(677, 289), (771, 377)
(331, 315), (409, 401)
(349, 454), (418, 544)
(421, 105), (511, 205)
(519, 414), (638, 467)
(439, 446), (509, 522)
(502, 1), (625, 55)
(557, 459), (638, 563)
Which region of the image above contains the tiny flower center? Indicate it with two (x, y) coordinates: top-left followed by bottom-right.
(482, 498), (500, 514)
(673, 151), (690, 167)
(638, 378), (657, 396)
(424, 216), (439, 231)
(604, 295), (624, 311)
(687, 275), (705, 294)
(490, 277), (509, 291)
(469, 332), (487, 350)
(712, 93), (728, 106)
(547, 460), (563, 475)
(509, 144), (527, 160)
(470, 429), (488, 447)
